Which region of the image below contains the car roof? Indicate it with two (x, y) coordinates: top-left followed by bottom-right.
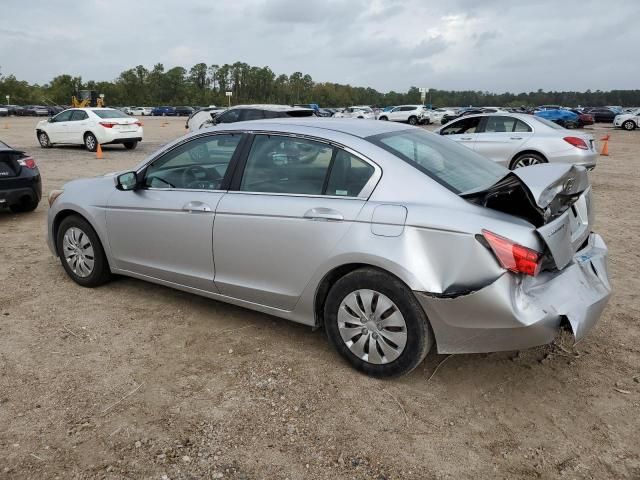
(208, 117), (413, 138)
(229, 104), (312, 112)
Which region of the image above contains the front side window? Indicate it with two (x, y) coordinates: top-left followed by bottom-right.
(144, 134), (241, 190)
(370, 129), (507, 194)
(241, 109), (265, 121)
(70, 110), (88, 121)
(440, 117), (482, 135)
(239, 135), (375, 197)
(52, 110), (73, 122)
(216, 109), (241, 123)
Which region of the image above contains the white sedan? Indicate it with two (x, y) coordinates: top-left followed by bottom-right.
(613, 108), (640, 130)
(129, 106), (153, 116)
(36, 108), (143, 151)
(333, 106), (375, 119)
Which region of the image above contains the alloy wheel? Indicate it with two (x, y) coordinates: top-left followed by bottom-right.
(337, 289), (407, 364)
(513, 156), (542, 168)
(85, 135), (96, 151)
(62, 227), (95, 278)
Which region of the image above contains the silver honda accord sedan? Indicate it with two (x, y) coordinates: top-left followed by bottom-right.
(47, 119), (612, 377)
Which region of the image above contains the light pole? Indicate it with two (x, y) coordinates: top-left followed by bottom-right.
(226, 91), (232, 107)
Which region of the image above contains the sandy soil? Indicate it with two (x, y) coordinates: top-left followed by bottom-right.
(0, 116), (639, 479)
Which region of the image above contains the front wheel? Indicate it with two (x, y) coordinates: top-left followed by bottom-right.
(123, 141), (138, 150)
(408, 116), (418, 125)
(56, 215), (112, 287)
(324, 268), (433, 377)
(510, 152), (546, 169)
(378, 116), (388, 121)
(84, 133), (98, 152)
(38, 131), (51, 148)
(623, 120), (636, 131)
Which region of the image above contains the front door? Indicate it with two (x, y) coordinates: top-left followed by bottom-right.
(438, 116), (482, 150)
(105, 133), (243, 291)
(48, 110), (74, 143)
(472, 115), (533, 166)
(213, 134), (377, 310)
(67, 109), (90, 144)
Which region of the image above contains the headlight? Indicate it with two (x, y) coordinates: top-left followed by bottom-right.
(48, 189), (63, 206)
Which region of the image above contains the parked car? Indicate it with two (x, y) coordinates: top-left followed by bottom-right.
(47, 105), (65, 116)
(130, 107), (153, 116)
(613, 108), (640, 130)
(377, 105), (428, 125)
(0, 107), (8, 117)
(569, 109), (595, 127)
(426, 108), (457, 124)
(186, 107), (226, 132)
(316, 108), (333, 118)
(1, 105), (25, 116)
(35, 108), (143, 151)
(436, 113), (597, 169)
(46, 118), (611, 377)
(333, 106), (375, 119)
(534, 109), (579, 128)
(586, 107), (617, 123)
(0, 140), (41, 212)
(441, 108), (485, 124)
(202, 105), (314, 129)
(23, 105), (50, 116)
(151, 106), (177, 116)
(174, 106), (194, 117)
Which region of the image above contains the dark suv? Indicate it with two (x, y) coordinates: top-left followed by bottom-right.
(0, 141), (42, 212)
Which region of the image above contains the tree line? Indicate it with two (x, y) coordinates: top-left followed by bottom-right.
(1, 62), (639, 108)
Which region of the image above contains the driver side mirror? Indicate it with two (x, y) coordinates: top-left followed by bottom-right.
(115, 171), (138, 191)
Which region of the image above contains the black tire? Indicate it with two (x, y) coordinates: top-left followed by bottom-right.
(379, 116), (388, 121)
(84, 132), (98, 152)
(9, 196), (38, 213)
(623, 120), (636, 131)
(123, 141), (138, 150)
(324, 268), (433, 377)
(56, 215), (112, 287)
(510, 152), (547, 170)
(37, 131), (51, 148)
(408, 116), (418, 125)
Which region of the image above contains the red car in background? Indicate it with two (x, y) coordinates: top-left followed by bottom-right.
(571, 110), (594, 127)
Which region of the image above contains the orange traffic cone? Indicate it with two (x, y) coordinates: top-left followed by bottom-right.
(96, 143), (103, 159)
(600, 135), (610, 156)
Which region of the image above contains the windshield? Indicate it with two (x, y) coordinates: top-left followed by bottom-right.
(92, 109), (129, 119)
(368, 129), (507, 194)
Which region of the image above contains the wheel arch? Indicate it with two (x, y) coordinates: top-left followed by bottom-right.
(52, 209), (111, 268)
(509, 149), (548, 169)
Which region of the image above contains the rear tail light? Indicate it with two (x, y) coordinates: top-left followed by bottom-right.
(134, 121), (142, 127)
(99, 121), (117, 128)
(18, 157), (36, 169)
(563, 136), (589, 150)
(481, 230), (542, 276)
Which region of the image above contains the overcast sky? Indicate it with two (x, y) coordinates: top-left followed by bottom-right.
(1, 0), (638, 93)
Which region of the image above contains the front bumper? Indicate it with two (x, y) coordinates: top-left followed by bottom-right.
(416, 233), (611, 354)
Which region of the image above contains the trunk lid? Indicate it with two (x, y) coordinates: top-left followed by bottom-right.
(0, 151), (22, 178)
(463, 164), (592, 270)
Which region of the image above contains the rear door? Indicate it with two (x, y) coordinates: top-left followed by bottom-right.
(212, 134), (378, 310)
(67, 110), (90, 144)
(438, 116), (482, 150)
(472, 116), (533, 166)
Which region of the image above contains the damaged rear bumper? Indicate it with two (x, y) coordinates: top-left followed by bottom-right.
(416, 233), (611, 354)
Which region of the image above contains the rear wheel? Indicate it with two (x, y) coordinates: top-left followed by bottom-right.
(408, 116), (418, 125)
(9, 196), (38, 213)
(324, 268), (433, 377)
(379, 116), (388, 121)
(623, 120), (636, 131)
(84, 133), (98, 152)
(56, 215), (112, 287)
(123, 141), (138, 150)
(510, 152), (546, 170)
(38, 131), (51, 148)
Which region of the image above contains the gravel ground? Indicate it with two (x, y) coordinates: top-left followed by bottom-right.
(0, 116), (639, 479)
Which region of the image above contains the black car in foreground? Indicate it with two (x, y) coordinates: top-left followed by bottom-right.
(0, 141), (42, 213)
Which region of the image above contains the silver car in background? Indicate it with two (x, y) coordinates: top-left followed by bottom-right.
(47, 119), (611, 377)
(436, 113), (598, 169)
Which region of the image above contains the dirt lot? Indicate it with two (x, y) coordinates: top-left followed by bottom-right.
(1, 116), (639, 479)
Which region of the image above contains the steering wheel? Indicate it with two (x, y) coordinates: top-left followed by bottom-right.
(181, 165), (222, 189)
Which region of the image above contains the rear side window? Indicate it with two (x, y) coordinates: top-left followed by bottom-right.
(370, 129), (507, 194)
(241, 109), (264, 121)
(239, 135), (374, 197)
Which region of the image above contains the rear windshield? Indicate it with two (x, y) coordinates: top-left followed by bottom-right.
(92, 109), (128, 119)
(368, 129), (507, 194)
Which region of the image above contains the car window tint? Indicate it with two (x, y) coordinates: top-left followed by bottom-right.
(484, 116), (516, 133)
(240, 135), (333, 195)
(440, 117), (481, 135)
(325, 150), (374, 197)
(53, 110), (73, 122)
(145, 134), (241, 190)
(372, 129), (507, 194)
(514, 119), (532, 132)
(216, 109), (241, 123)
(263, 110), (283, 119)
(70, 110), (88, 121)
(241, 109), (265, 121)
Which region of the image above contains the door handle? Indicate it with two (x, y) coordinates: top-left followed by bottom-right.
(460, 137), (473, 140)
(510, 137), (523, 140)
(183, 201), (212, 213)
(303, 207), (344, 221)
